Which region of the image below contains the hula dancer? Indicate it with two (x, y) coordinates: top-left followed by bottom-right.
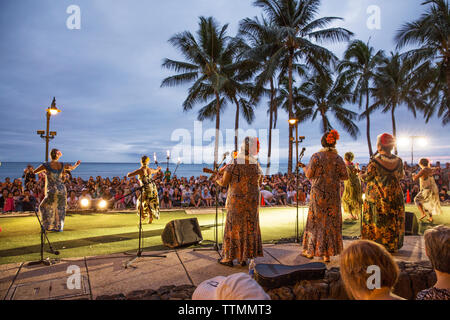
(413, 158), (442, 222)
(342, 152), (363, 220)
(298, 130), (348, 263)
(33, 149), (81, 232)
(127, 156), (162, 224)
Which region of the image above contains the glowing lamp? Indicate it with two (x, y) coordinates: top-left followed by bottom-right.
(98, 200), (107, 209)
(398, 137), (410, 148)
(288, 118), (298, 125)
(80, 198), (90, 208)
(46, 97), (61, 115)
(417, 138), (427, 147)
(167, 150), (170, 157)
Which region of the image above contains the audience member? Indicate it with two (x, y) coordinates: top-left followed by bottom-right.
(340, 240), (405, 300)
(416, 225), (450, 300)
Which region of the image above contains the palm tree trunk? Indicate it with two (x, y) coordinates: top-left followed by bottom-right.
(391, 105), (398, 155)
(321, 110), (328, 133)
(214, 91), (221, 166)
(233, 96), (240, 152)
(267, 78), (275, 176)
(365, 91), (374, 157)
(446, 63), (450, 98)
(288, 51), (294, 174)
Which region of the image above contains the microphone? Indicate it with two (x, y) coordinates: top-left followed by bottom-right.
(299, 148), (306, 159)
(222, 152), (230, 160)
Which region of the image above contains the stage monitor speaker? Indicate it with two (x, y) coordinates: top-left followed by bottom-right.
(405, 211), (419, 235)
(161, 218), (203, 248)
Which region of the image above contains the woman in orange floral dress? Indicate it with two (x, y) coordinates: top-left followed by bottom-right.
(360, 133), (405, 253)
(299, 130), (348, 262)
(215, 137), (264, 267)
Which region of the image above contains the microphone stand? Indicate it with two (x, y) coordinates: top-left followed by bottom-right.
(193, 154), (228, 256)
(123, 173), (166, 269)
(27, 208), (60, 266)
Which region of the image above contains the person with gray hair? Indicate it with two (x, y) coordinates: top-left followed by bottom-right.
(416, 225), (450, 300)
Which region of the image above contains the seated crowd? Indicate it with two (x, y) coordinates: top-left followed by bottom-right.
(1, 161), (449, 213)
(193, 225), (449, 300)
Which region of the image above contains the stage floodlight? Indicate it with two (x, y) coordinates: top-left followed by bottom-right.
(98, 199), (107, 209)
(80, 198), (90, 208)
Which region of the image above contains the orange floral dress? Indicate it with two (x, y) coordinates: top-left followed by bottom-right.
(302, 149), (348, 257)
(221, 161), (264, 262)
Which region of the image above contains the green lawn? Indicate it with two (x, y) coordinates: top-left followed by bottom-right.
(0, 205), (448, 265)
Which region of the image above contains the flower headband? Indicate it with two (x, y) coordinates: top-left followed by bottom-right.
(326, 130), (340, 145)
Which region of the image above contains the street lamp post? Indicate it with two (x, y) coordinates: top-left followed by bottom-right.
(399, 136), (427, 166)
(166, 150), (170, 171)
(37, 97), (61, 162)
(288, 118), (305, 243)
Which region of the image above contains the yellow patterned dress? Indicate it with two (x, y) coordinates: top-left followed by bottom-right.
(137, 171), (160, 223)
(361, 154), (405, 252)
(221, 161), (264, 262)
(302, 149), (348, 257)
(342, 164), (363, 219)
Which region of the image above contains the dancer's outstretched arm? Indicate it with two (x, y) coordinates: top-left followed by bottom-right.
(127, 168), (143, 178)
(149, 166), (162, 175)
(33, 165), (46, 175)
(65, 160), (81, 171)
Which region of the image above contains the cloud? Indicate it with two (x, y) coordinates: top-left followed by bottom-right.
(0, 0), (448, 165)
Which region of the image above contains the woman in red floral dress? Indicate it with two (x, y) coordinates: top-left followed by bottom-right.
(299, 130), (348, 262)
(215, 137), (264, 267)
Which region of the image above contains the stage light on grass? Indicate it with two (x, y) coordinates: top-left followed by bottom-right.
(98, 199), (107, 209)
(80, 198), (90, 208)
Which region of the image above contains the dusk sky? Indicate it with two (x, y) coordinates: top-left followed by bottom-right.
(0, 0), (449, 165)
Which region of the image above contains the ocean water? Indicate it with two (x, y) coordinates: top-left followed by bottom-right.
(0, 161), (296, 181)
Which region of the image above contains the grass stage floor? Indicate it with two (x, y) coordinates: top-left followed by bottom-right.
(0, 205), (449, 265)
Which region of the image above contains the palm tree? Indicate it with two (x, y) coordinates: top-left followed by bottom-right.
(294, 71), (360, 138)
(395, 0), (450, 98)
(421, 65), (450, 125)
(161, 17), (239, 165)
(369, 53), (429, 154)
(338, 40), (384, 156)
(254, 0), (353, 173)
(195, 78), (257, 153)
(238, 16), (284, 174)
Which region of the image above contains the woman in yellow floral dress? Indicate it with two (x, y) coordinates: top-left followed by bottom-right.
(299, 130), (348, 263)
(360, 133), (405, 253)
(342, 152), (363, 220)
(215, 137), (264, 267)
(127, 156), (162, 224)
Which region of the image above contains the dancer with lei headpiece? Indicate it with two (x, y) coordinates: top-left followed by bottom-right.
(360, 133), (405, 253)
(298, 130), (348, 263)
